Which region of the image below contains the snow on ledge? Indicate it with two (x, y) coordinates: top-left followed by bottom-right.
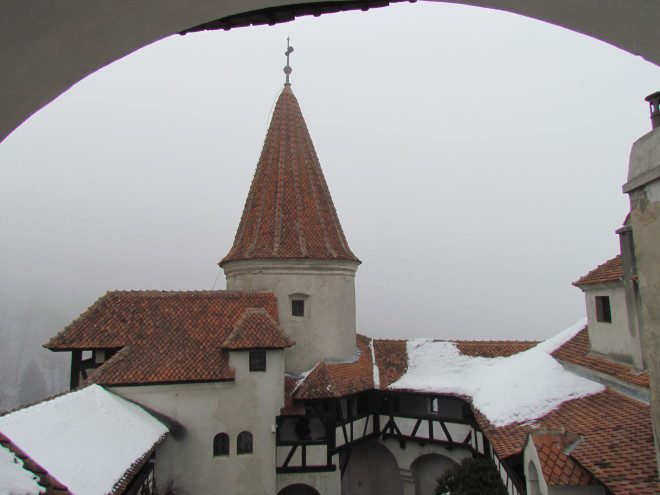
(389, 318), (603, 427)
(0, 443), (44, 495)
(369, 338), (380, 389)
(0, 385), (168, 495)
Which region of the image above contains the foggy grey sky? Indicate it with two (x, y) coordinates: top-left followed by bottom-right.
(1, 0), (658, 383)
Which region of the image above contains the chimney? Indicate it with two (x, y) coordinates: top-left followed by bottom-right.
(644, 91), (660, 129)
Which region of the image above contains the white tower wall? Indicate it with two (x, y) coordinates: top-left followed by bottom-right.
(224, 259), (359, 374)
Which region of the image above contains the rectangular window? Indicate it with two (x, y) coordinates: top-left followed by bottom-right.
(249, 350), (266, 372)
(431, 397), (439, 413)
(595, 296), (612, 323)
(292, 299), (305, 317)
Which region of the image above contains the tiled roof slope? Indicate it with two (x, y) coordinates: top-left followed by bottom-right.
(455, 340), (537, 357)
(281, 376), (305, 415)
(552, 327), (649, 388)
(45, 291), (279, 385)
(0, 432), (70, 494)
(373, 339), (408, 388)
(223, 308), (295, 350)
(573, 255), (623, 287)
(221, 86), (360, 266)
(295, 335), (374, 399)
(293, 336), (536, 400)
(478, 389), (658, 495)
(530, 431), (593, 486)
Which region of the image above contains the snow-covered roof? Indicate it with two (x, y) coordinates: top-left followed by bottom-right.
(0, 443), (44, 495)
(389, 318), (604, 426)
(0, 385), (168, 495)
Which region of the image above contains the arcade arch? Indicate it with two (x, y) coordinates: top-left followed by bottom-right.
(411, 453), (457, 495)
(278, 483), (321, 495)
(341, 441), (404, 495)
(1, 1), (659, 143)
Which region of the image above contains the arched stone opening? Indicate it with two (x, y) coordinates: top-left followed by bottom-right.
(411, 453), (457, 495)
(527, 461), (541, 495)
(1, 1), (658, 143)
(278, 483), (321, 495)
(341, 440), (404, 495)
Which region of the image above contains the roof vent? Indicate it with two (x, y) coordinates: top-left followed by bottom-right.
(644, 91), (660, 129)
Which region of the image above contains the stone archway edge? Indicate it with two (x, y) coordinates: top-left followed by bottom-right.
(1, 0), (659, 143)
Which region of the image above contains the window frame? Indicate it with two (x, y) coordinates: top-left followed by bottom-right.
(249, 350), (267, 372)
(595, 295), (612, 323)
(291, 299), (305, 317)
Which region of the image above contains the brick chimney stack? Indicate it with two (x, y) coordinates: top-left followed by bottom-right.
(644, 91), (660, 129)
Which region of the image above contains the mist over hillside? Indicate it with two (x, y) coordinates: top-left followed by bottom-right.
(0, 290), (75, 412)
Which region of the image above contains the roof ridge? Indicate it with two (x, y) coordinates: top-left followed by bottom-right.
(573, 254), (623, 287)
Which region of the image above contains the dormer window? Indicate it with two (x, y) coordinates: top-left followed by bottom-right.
(292, 299), (305, 317)
(595, 296), (612, 323)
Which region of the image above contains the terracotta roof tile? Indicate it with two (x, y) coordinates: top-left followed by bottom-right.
(552, 327), (649, 388)
(295, 335), (374, 399)
(223, 308), (294, 350)
(530, 431), (593, 486)
(373, 339), (408, 387)
(45, 291), (279, 385)
(0, 432), (71, 494)
(573, 255), (623, 287)
(281, 376), (306, 415)
(293, 336), (536, 400)
(221, 86), (359, 265)
(454, 340), (537, 358)
(477, 389), (658, 495)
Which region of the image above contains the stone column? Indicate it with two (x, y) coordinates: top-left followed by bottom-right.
(399, 467), (416, 495)
(623, 101), (660, 468)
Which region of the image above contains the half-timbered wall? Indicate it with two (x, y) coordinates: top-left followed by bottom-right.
(276, 392), (525, 494)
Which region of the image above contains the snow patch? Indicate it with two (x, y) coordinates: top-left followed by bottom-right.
(292, 364), (318, 394)
(0, 444), (44, 495)
(389, 319), (603, 426)
(369, 339), (380, 388)
(0, 385), (168, 495)
(536, 317), (587, 354)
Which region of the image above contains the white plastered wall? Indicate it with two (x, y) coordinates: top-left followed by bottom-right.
(224, 259), (359, 374)
(109, 349), (284, 494)
(582, 284), (635, 364)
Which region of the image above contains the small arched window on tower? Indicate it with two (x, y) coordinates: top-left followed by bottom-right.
(213, 433), (229, 457)
(237, 431), (253, 455)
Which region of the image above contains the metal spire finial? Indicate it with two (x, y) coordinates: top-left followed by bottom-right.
(284, 37), (294, 86)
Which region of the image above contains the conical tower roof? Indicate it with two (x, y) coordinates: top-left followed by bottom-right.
(221, 86), (360, 266)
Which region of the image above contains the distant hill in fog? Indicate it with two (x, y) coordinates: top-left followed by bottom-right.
(0, 291), (73, 412)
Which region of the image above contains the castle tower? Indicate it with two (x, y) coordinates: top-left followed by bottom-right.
(220, 47), (360, 374)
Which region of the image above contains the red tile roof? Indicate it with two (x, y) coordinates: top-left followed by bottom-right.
(281, 376), (305, 415)
(221, 86), (359, 266)
(45, 291), (280, 385)
(552, 327), (649, 388)
(293, 336), (536, 400)
(530, 431), (593, 486)
(455, 340), (537, 358)
(373, 339), (408, 388)
(478, 389), (658, 495)
(223, 308), (294, 350)
(573, 255), (623, 287)
(295, 335), (374, 399)
(0, 432), (71, 494)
